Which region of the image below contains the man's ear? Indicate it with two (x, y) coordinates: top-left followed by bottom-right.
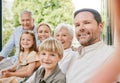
(99, 22), (104, 32)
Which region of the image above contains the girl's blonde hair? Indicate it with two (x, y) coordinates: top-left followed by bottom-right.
(38, 37), (63, 57)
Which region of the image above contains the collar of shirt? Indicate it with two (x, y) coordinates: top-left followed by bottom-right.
(78, 41), (104, 57)
(39, 65), (60, 82)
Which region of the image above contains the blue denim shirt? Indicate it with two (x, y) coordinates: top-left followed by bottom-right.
(0, 25), (39, 62)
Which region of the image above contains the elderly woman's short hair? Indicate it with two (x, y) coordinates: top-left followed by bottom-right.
(54, 23), (74, 38)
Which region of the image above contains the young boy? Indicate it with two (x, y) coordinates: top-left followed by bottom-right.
(32, 37), (66, 83)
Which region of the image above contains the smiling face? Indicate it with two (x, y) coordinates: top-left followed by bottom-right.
(55, 28), (73, 49)
(21, 12), (34, 30)
(74, 11), (103, 47)
(37, 25), (51, 42)
(20, 33), (34, 51)
(39, 50), (61, 70)
(38, 38), (63, 71)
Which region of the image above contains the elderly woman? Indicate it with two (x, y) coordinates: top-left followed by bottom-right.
(54, 23), (78, 74)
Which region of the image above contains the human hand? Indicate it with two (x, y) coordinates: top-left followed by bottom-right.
(2, 71), (12, 78)
(1, 69), (9, 75)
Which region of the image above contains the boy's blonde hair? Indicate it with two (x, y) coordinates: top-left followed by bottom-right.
(38, 37), (63, 58)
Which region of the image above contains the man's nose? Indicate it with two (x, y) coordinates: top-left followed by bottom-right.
(78, 24), (85, 32)
(23, 21), (27, 25)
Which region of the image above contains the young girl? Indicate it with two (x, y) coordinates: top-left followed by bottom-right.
(0, 31), (39, 83)
(32, 37), (66, 83)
